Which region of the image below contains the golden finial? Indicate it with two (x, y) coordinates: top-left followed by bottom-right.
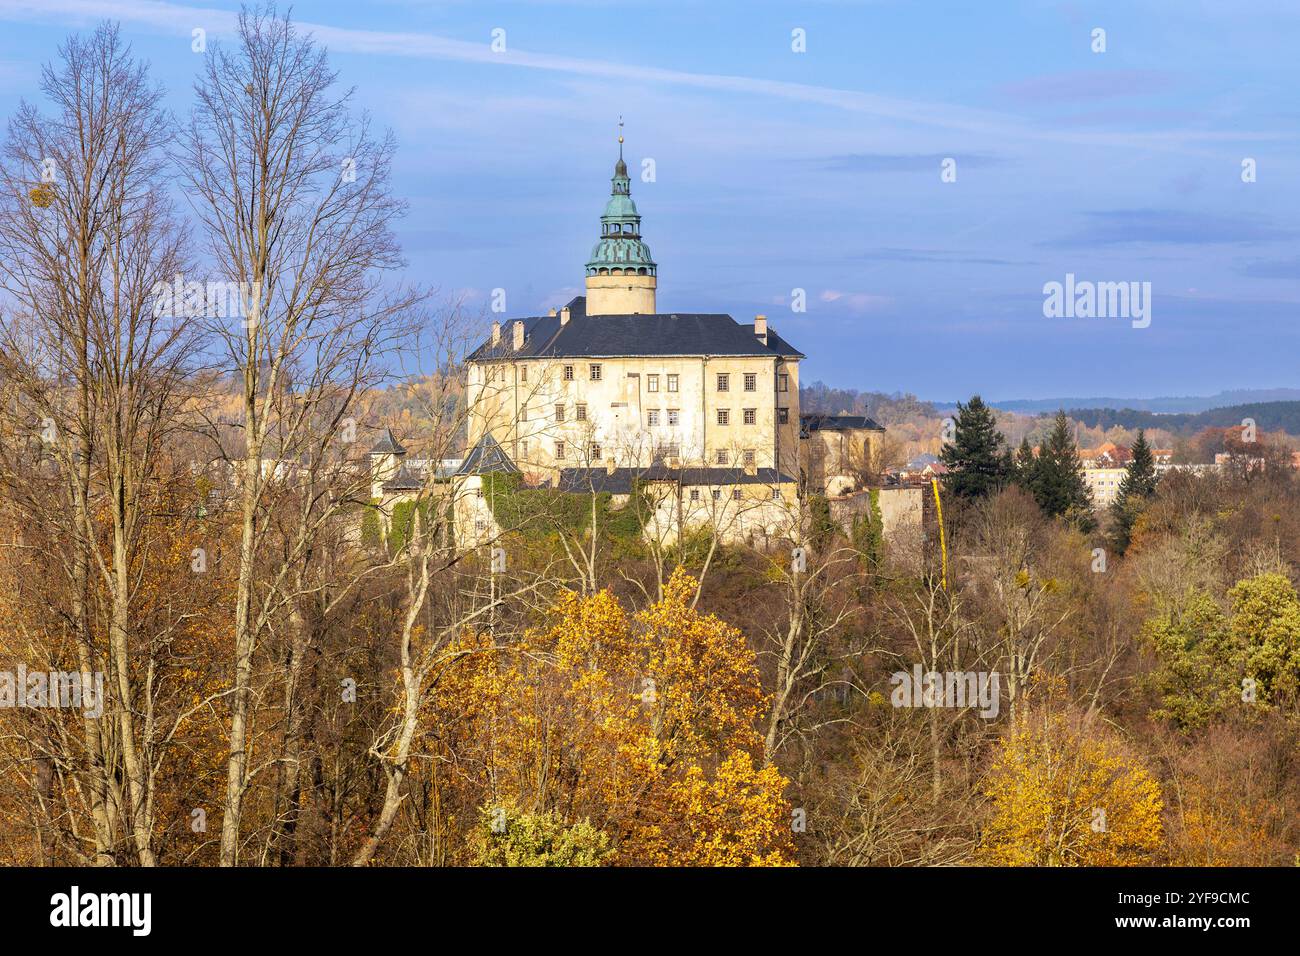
(617, 115), (624, 145)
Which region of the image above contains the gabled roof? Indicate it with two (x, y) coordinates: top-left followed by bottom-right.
(455, 434), (520, 476)
(801, 414), (885, 434)
(369, 428), (406, 456)
(381, 463), (424, 492)
(467, 296), (804, 361)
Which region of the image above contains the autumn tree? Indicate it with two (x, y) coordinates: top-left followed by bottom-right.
(981, 707), (1163, 866)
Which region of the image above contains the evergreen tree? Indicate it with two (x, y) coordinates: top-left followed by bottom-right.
(1013, 435), (1038, 491)
(1110, 429), (1158, 552)
(939, 395), (1010, 499)
(1029, 411), (1094, 529)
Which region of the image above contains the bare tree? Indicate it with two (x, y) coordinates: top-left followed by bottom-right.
(179, 6), (421, 865)
(0, 22), (196, 866)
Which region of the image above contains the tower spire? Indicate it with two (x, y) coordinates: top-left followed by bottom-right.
(584, 125), (657, 315)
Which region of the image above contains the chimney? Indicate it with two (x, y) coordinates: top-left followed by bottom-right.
(560, 306), (571, 326)
(512, 319), (525, 350)
(490, 321), (501, 346)
(754, 314), (768, 345)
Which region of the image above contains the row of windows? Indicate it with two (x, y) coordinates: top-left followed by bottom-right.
(493, 365), (792, 393)
(518, 441), (759, 468)
(532, 405), (788, 425)
(688, 487), (782, 502)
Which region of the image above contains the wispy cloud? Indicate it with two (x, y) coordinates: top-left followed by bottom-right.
(0, 0), (1286, 155)
(818, 289), (892, 313)
(817, 153), (1004, 173)
(1046, 209), (1298, 247)
(998, 70), (1178, 103)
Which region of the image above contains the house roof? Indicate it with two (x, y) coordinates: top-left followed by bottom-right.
(801, 413), (885, 434)
(556, 465), (796, 495)
(455, 434), (520, 476)
(467, 296), (804, 362)
(381, 463), (424, 492)
(369, 428), (406, 456)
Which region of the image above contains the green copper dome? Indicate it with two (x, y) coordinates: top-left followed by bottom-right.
(585, 144), (656, 278)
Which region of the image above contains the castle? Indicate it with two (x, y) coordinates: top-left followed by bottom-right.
(370, 134), (899, 550)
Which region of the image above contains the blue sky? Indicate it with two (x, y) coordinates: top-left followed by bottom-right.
(0, 0), (1296, 400)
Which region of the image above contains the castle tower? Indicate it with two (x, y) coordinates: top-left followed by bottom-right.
(367, 427), (406, 501)
(584, 122), (657, 315)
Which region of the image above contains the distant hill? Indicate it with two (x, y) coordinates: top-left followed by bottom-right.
(987, 389), (1300, 415)
(1064, 401), (1300, 436)
(800, 382), (937, 427)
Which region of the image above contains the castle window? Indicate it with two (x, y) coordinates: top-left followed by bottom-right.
(717, 409), (729, 426)
(744, 373), (756, 392)
(520, 365), (528, 383)
(555, 440), (566, 460)
(661, 442), (680, 458)
(667, 409), (679, 426)
(554, 404), (565, 423)
(771, 487), (781, 500)
(778, 408), (789, 425)
(743, 408), (756, 425)
(732, 489), (742, 501)
(563, 365), (574, 381)
(667, 374), (679, 393)
(589, 364), (602, 381)
(576, 404), (587, 421)
(519, 407), (527, 422)
(520, 439), (529, 458)
(712, 489), (722, 501)
(716, 373), (729, 392)
(647, 374), (659, 392)
(778, 373), (789, 393)
(690, 489), (700, 502)
(590, 442), (602, 460)
(716, 450), (729, 465)
(647, 409), (660, 427)
(743, 449), (755, 466)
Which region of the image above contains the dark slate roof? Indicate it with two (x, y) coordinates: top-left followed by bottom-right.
(382, 463), (424, 492)
(556, 466), (796, 495)
(369, 428), (407, 455)
(801, 414), (885, 433)
(455, 434), (520, 476)
(467, 296), (803, 361)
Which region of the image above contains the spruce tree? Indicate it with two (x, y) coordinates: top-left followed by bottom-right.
(939, 395), (1010, 499)
(1013, 435), (1038, 492)
(1110, 429), (1158, 552)
(1030, 411), (1094, 529)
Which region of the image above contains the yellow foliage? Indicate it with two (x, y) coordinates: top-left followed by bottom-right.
(427, 568), (796, 866)
(981, 710), (1163, 866)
